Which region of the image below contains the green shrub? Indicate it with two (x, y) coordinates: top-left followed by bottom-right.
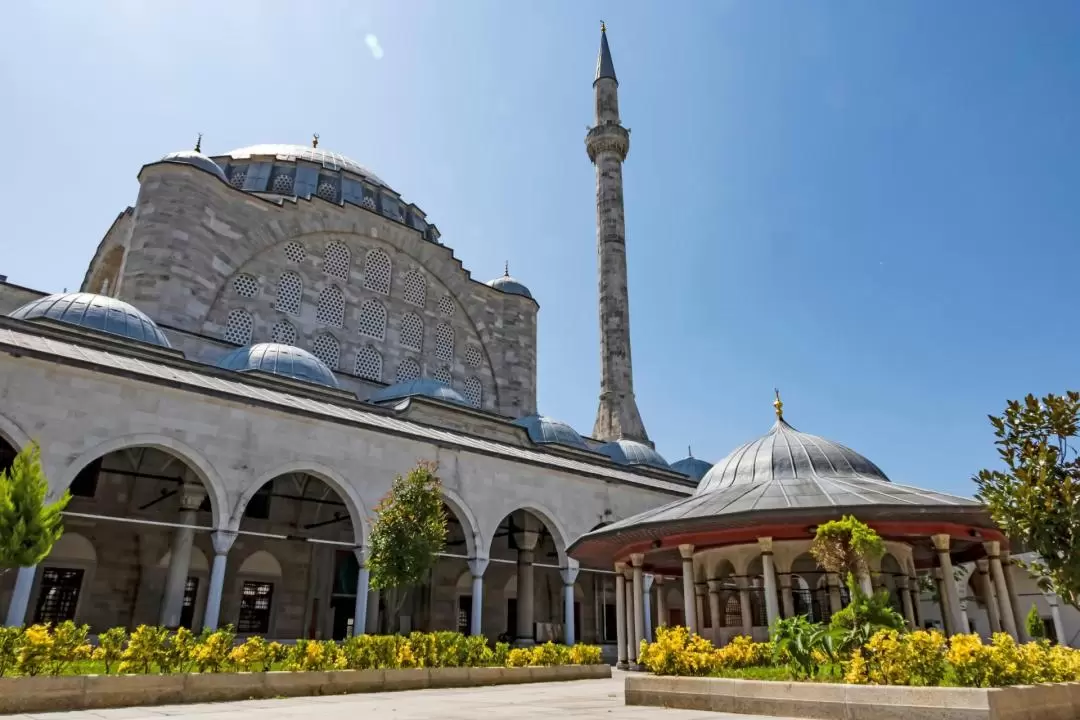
(0, 626), (22, 677)
(1026, 605), (1046, 640)
(47, 621), (91, 676)
(15, 624), (52, 676)
(92, 627), (127, 675)
(463, 634), (494, 666)
(492, 641), (510, 667)
(191, 628), (234, 673)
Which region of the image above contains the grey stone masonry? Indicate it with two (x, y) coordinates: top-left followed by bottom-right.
(587, 37), (649, 444)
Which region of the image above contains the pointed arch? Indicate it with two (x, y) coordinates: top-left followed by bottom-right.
(483, 503), (569, 567)
(315, 285), (344, 327)
(364, 249), (392, 295)
(276, 271), (303, 314)
(323, 241), (351, 282)
(0, 411), (32, 452)
(440, 486), (480, 559)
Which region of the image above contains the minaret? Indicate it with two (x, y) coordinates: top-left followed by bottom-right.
(587, 23), (649, 444)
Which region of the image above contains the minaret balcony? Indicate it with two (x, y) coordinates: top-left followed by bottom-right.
(586, 124), (630, 163)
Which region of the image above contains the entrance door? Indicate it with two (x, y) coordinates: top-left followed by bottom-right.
(458, 595), (472, 634)
(330, 596), (355, 639)
(668, 608), (684, 627)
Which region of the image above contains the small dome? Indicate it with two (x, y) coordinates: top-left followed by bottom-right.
(513, 414), (588, 449)
(217, 343), (338, 388)
(598, 439), (670, 469)
(670, 456), (712, 482)
(162, 151), (227, 182)
(369, 378), (468, 406)
(9, 293), (171, 348)
(486, 267), (533, 300)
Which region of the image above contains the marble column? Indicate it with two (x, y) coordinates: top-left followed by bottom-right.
(4, 566), (36, 627)
(642, 574), (654, 642)
(826, 573), (843, 616)
(908, 573), (922, 627)
(202, 530), (236, 631)
(1001, 551), (1029, 643)
(695, 583), (707, 631)
(678, 544), (698, 633)
(561, 561), (579, 645)
(614, 563), (628, 669)
(737, 577), (753, 635)
(468, 556), (488, 637)
(779, 575), (795, 619)
(365, 590), (380, 634)
(933, 568), (954, 636)
(959, 599), (970, 634)
(630, 554), (645, 662)
(1047, 594), (1068, 646)
(707, 580), (723, 644)
(976, 560), (1001, 633)
(985, 541), (1019, 640)
(513, 519), (539, 646)
(160, 483), (207, 628)
(759, 538), (780, 630)
(352, 548), (370, 636)
(624, 567), (637, 664)
(931, 534), (964, 636)
(897, 575), (916, 627)
(655, 575), (667, 629)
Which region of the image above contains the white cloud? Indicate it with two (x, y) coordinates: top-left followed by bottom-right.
(365, 34), (384, 60)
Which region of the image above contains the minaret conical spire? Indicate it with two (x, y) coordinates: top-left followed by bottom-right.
(595, 21), (617, 85)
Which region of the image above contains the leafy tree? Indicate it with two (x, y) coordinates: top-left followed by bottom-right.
(0, 443), (69, 571)
(1026, 604), (1046, 640)
(810, 515), (884, 595)
(367, 461), (447, 633)
(974, 391), (1080, 606)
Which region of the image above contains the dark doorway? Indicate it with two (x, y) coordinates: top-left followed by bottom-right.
(506, 598), (517, 637)
(331, 596), (354, 639)
(458, 595), (472, 634)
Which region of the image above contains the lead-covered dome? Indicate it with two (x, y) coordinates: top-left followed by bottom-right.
(217, 343), (338, 388)
(9, 293), (171, 348)
(162, 150), (227, 182)
(369, 378), (468, 406)
(671, 455), (712, 482)
(221, 144), (387, 189)
(513, 414), (588, 449)
(486, 266), (533, 300)
(598, 439), (670, 469)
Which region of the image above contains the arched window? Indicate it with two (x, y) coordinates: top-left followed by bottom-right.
(224, 309), (253, 345)
(311, 334), (340, 371)
(400, 312), (423, 351)
(358, 299), (387, 340)
(396, 357), (421, 383)
(724, 593), (742, 628)
(463, 377), (482, 409)
(364, 249), (391, 295)
(438, 295), (455, 317)
(232, 273), (259, 299)
(354, 346), (383, 381)
(315, 285), (344, 327)
(276, 271), (303, 315)
(433, 365), (452, 387)
(271, 319), (297, 345)
(435, 323), (454, 362)
(402, 269), (426, 307)
(284, 242), (306, 263)
(323, 241), (350, 281)
(465, 345), (482, 368)
(271, 170), (294, 194)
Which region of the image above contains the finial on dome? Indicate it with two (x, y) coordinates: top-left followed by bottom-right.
(688, 444), (693, 458)
(312, 133), (320, 149)
(194, 133), (202, 153)
(504, 261), (509, 277)
(773, 388), (784, 421)
(601, 20), (606, 33)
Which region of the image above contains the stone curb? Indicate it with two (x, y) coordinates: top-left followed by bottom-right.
(624, 674), (1080, 720)
(0, 664), (611, 715)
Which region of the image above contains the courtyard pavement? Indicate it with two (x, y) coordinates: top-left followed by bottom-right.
(1, 671), (804, 720)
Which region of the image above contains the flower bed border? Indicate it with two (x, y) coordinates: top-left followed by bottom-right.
(0, 664), (611, 715)
(625, 673), (1080, 720)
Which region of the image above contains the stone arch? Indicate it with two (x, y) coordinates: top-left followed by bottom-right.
(158, 546), (209, 572)
(237, 550), (283, 577)
(56, 434), (228, 529)
(485, 503), (569, 567)
(232, 460), (368, 545)
(49, 532), (98, 564)
(440, 487), (480, 559)
(706, 557), (736, 582)
(0, 410), (32, 451)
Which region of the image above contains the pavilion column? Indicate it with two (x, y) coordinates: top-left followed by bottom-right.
(707, 580), (723, 644)
(1001, 551), (1029, 643)
(678, 544), (698, 633)
(160, 483), (206, 628)
(779, 574), (794, 619)
(736, 577), (753, 635)
(655, 576), (667, 629)
(897, 575), (916, 627)
(469, 556), (488, 637)
(933, 569), (954, 636)
(908, 572), (922, 627)
(560, 561), (579, 646)
(352, 548), (370, 636)
(513, 519), (539, 646)
(623, 567), (637, 664)
(1047, 594), (1068, 646)
(614, 562), (628, 669)
(202, 530), (236, 631)
(984, 541), (1019, 640)
(642, 574), (654, 642)
(630, 554), (645, 662)
(975, 560), (1000, 633)
(759, 538), (780, 630)
(695, 584), (707, 633)
(365, 590), (380, 634)
(931, 534), (964, 636)
(826, 573), (843, 616)
(4, 566), (36, 627)
(958, 599), (970, 635)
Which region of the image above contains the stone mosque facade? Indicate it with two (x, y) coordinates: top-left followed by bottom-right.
(1, 27), (1076, 650)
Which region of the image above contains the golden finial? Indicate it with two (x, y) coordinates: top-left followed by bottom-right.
(773, 388), (784, 421)
(312, 133), (320, 149)
(194, 133), (202, 153)
(600, 20), (607, 33)
(504, 261), (509, 277)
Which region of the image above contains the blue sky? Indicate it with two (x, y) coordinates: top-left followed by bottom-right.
(1, 1), (1078, 497)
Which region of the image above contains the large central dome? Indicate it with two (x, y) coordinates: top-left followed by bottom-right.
(221, 144), (388, 189)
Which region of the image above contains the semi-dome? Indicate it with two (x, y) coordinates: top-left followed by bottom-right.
(698, 417), (890, 495)
(513, 414), (588, 449)
(9, 293), (171, 348)
(162, 150), (227, 182)
(598, 439), (670, 469)
(368, 378), (468, 406)
(487, 265), (533, 300)
(221, 144), (387, 189)
(670, 455), (712, 482)
(217, 343), (339, 388)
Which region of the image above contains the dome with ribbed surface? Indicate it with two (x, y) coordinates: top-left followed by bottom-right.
(513, 414), (588, 449)
(671, 456), (712, 482)
(217, 343), (338, 388)
(369, 378), (468, 406)
(162, 151), (227, 182)
(598, 439), (669, 469)
(487, 272), (533, 300)
(9, 293), (171, 348)
(221, 144), (387, 188)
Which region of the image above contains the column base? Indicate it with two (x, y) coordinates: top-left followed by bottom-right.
(616, 661), (629, 670)
(629, 662), (645, 672)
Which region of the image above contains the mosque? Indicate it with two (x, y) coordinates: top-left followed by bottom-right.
(0, 27), (1074, 653)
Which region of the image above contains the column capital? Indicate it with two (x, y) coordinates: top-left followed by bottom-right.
(975, 558), (990, 572)
(614, 561), (628, 573)
(353, 546), (369, 567)
(932, 567), (944, 580)
(930, 533), (951, 553)
(643, 574), (654, 592)
(653, 574), (664, 586)
(896, 575), (909, 590)
(1046, 593), (1060, 608)
(982, 540), (1001, 558)
(629, 553), (645, 568)
(469, 556), (490, 578)
(778, 573), (792, 589)
(757, 536), (774, 553)
(707, 579), (723, 593)
(1000, 549), (1013, 564)
(678, 544), (695, 560)
(560, 560), (580, 586)
(179, 482), (208, 512)
(210, 530), (236, 556)
(694, 582), (707, 597)
(624, 567), (634, 580)
(512, 530), (539, 552)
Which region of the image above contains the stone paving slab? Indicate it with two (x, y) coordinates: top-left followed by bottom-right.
(4, 672), (806, 720)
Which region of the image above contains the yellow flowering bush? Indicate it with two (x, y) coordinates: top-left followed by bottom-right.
(190, 628), (234, 674)
(228, 636), (287, 672)
(505, 647), (533, 667)
(850, 629), (947, 686)
(0, 626), (22, 677)
(284, 639), (346, 671)
(16, 624), (54, 676)
(717, 635), (772, 668)
(47, 621), (91, 676)
(92, 627), (127, 674)
(568, 643), (602, 665)
(638, 626), (772, 677)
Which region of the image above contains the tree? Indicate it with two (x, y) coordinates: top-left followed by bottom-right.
(0, 442), (70, 571)
(367, 461), (447, 633)
(974, 392), (1080, 606)
(1026, 604), (1046, 640)
(810, 515), (885, 596)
